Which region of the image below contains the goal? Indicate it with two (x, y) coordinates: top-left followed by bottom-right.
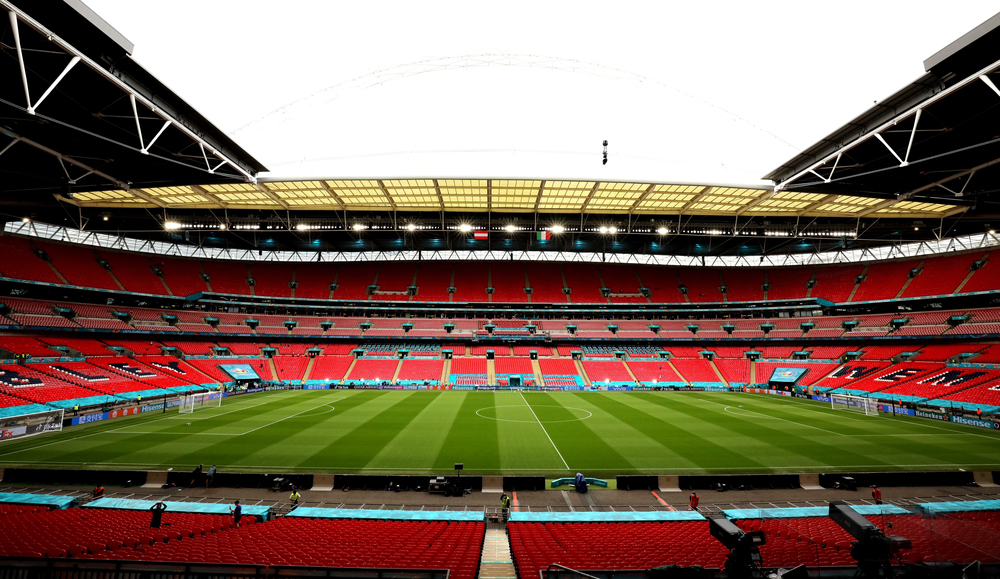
(830, 393), (878, 416)
(0, 408), (64, 442)
(179, 392), (222, 414)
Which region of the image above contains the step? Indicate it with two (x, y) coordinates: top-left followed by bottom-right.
(479, 529), (516, 579)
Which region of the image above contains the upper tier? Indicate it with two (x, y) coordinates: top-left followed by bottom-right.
(0, 235), (994, 304)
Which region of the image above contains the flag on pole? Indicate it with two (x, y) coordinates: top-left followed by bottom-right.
(474, 230), (488, 240)
(536, 231), (551, 240)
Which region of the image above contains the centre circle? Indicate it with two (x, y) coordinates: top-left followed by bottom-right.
(476, 405), (593, 423)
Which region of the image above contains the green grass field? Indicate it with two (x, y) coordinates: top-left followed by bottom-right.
(2, 389), (999, 476)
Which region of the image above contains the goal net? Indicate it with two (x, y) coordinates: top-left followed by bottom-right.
(0, 408), (64, 442)
(179, 392), (223, 414)
(830, 393), (878, 416)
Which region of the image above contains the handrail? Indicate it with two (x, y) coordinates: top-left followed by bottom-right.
(545, 564), (603, 579)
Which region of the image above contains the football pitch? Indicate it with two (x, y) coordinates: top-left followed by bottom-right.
(2, 389), (999, 476)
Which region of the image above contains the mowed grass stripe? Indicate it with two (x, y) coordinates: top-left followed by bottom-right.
(527, 392), (634, 473)
(578, 391), (760, 472)
(434, 392), (501, 472)
(3, 390), (1000, 474)
(641, 392), (892, 472)
(364, 391), (463, 470)
(494, 392), (570, 472)
(298, 391), (438, 469)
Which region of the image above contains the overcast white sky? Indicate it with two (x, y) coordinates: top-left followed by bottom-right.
(86, 1), (999, 185)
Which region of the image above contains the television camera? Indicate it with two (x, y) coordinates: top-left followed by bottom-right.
(829, 501), (911, 578)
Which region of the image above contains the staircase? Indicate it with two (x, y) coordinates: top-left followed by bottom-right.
(478, 528), (516, 579)
(487, 358), (496, 386)
(301, 356), (316, 383)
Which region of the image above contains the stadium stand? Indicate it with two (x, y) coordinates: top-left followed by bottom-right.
(33, 241), (120, 290)
(901, 254), (973, 298)
(714, 358), (751, 385)
(396, 358), (444, 382)
(765, 267), (812, 301)
(96, 250), (168, 295)
(309, 356), (354, 382)
(0, 236), (63, 284)
(104, 517), (485, 578)
(0, 508), (237, 560)
(488, 262), (527, 302)
(347, 358), (399, 382)
(581, 359), (633, 384)
(201, 261), (252, 295)
(677, 269), (723, 302)
(371, 262), (415, 301)
(850, 261), (913, 302)
(722, 268), (765, 302)
(154, 257), (209, 297)
(670, 358), (721, 384)
(273, 356), (310, 382)
(332, 263), (379, 300)
(810, 264), (864, 303)
(601, 264), (647, 303)
(960, 252), (1000, 294)
(526, 262), (566, 303)
(412, 261), (454, 302)
(563, 263), (607, 304)
(293, 263), (335, 299)
(450, 261), (489, 303)
(248, 263), (294, 298)
(509, 521), (728, 577)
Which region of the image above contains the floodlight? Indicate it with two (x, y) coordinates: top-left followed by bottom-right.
(102, 215), (109, 221)
(407, 224), (416, 231)
(608, 226), (618, 234)
(991, 230), (996, 235)
(459, 224), (473, 232)
(656, 227), (668, 235)
(353, 224), (366, 231)
(21, 217), (29, 223)
(551, 225), (565, 234)
(296, 223), (308, 231)
(218, 223), (227, 230)
(164, 221), (181, 230)
(599, 226), (608, 233)
(505, 224), (516, 232)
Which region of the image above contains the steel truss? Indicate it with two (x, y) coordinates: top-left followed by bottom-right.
(6, 220), (999, 268)
(1, 2), (256, 187)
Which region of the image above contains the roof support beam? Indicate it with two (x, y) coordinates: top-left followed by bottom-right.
(678, 186), (713, 214)
(534, 181), (545, 211)
(580, 182), (601, 213)
(981, 74), (1000, 99)
(795, 194), (838, 216)
(628, 184), (656, 215)
(487, 179), (492, 212)
(376, 180), (398, 211)
(254, 184), (291, 209)
(903, 109), (922, 165)
(0, 126), (130, 192)
(857, 199), (898, 218)
(735, 189), (774, 216)
(776, 55), (1000, 191)
(432, 179), (445, 210)
(190, 185), (228, 209)
(901, 154), (1000, 198)
(1, 1), (257, 183)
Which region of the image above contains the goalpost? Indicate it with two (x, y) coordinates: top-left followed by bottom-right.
(830, 393), (879, 416)
(179, 392), (223, 414)
(0, 408), (64, 442)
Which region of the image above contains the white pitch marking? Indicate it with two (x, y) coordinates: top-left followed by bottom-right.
(697, 397), (846, 437)
(519, 391), (570, 470)
(236, 397), (345, 436)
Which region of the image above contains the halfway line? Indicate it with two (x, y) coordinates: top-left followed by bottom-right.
(519, 391), (570, 470)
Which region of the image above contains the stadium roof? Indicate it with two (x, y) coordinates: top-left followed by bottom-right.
(766, 11), (1000, 209)
(60, 178), (967, 218)
(0, 0), (267, 197)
